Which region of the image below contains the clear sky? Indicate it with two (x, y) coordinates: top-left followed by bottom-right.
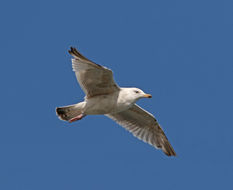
(1, 0), (233, 189)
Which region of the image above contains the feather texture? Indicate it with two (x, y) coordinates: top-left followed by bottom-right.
(106, 104), (176, 156)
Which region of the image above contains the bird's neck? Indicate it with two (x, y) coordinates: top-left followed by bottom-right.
(119, 88), (138, 105)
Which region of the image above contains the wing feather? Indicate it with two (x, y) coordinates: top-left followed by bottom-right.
(106, 104), (176, 156)
(68, 47), (120, 98)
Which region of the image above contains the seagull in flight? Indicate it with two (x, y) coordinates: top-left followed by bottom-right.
(56, 47), (176, 156)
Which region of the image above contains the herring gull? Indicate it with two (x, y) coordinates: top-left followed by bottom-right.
(56, 47), (176, 156)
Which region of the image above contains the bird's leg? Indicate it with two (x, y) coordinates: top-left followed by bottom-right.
(69, 113), (86, 123)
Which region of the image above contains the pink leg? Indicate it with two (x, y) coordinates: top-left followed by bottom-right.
(69, 114), (85, 123)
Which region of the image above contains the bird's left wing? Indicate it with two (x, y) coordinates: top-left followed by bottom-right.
(69, 47), (120, 98)
(106, 104), (176, 156)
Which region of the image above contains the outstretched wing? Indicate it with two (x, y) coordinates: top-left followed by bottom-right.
(69, 47), (120, 98)
(106, 104), (176, 156)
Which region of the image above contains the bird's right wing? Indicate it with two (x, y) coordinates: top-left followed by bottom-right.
(69, 47), (120, 98)
(106, 104), (176, 156)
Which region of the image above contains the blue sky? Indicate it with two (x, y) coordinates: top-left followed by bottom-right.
(1, 0), (233, 189)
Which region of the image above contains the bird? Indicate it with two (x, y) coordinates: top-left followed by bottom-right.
(56, 47), (176, 156)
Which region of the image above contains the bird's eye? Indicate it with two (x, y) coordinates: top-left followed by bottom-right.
(134, 90), (139, 94)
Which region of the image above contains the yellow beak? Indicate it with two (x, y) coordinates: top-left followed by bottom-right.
(144, 94), (152, 98)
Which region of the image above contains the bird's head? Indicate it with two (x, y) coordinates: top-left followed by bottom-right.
(130, 88), (152, 100)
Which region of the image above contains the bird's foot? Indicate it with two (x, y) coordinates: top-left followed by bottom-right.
(69, 114), (85, 123)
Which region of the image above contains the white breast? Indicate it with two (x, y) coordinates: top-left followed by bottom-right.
(83, 89), (135, 115)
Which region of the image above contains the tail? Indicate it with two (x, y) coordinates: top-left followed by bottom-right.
(56, 102), (85, 121)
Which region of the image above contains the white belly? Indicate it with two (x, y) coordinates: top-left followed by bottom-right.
(83, 92), (132, 115)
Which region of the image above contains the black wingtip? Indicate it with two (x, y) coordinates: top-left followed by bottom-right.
(68, 46), (75, 55)
(68, 46), (82, 57)
(163, 142), (177, 157)
(165, 151), (177, 157)
(67, 46), (103, 68)
(68, 46), (95, 64)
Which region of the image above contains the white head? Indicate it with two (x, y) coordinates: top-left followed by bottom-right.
(123, 87), (152, 103)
